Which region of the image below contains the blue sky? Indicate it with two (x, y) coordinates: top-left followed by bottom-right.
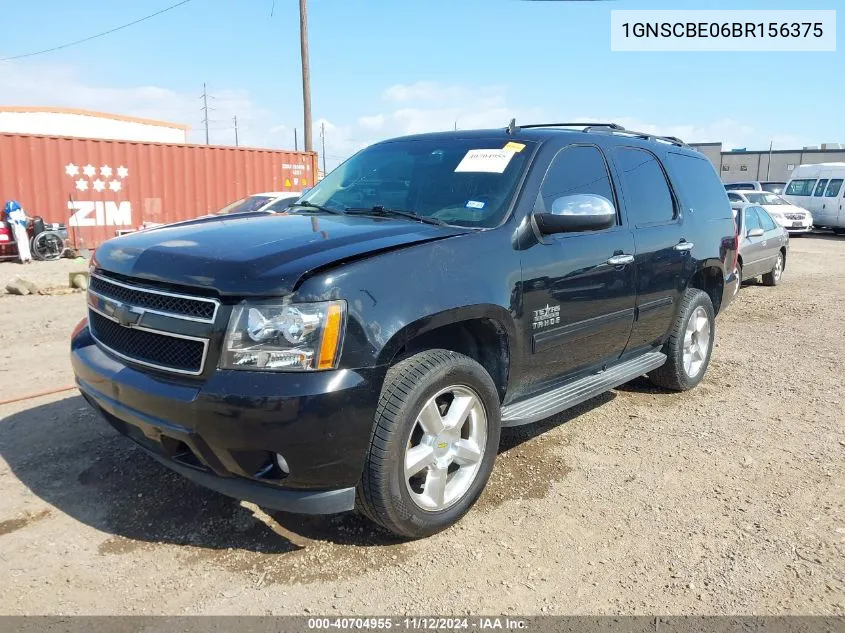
(0, 0), (841, 169)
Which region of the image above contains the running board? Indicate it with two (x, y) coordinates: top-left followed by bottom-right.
(500, 352), (667, 427)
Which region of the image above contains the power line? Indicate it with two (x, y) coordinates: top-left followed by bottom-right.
(0, 0), (194, 62)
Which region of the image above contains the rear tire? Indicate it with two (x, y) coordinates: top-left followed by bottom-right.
(648, 288), (715, 392)
(762, 251), (784, 286)
(356, 349), (501, 539)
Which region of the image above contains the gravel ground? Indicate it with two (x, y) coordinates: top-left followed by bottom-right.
(0, 234), (843, 615)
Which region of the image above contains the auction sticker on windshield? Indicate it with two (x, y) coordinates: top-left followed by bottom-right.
(455, 149), (515, 173)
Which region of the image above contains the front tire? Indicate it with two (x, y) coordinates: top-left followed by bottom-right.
(356, 349), (501, 538)
(648, 288), (715, 392)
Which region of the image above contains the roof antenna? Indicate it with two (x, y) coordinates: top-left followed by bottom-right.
(507, 118), (517, 135)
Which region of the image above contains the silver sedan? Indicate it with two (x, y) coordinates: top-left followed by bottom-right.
(734, 203), (790, 295)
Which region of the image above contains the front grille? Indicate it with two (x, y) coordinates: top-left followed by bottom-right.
(90, 274), (217, 322)
(785, 213), (805, 221)
(89, 310), (206, 374)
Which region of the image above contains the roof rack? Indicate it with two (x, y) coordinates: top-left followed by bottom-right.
(507, 121), (689, 148)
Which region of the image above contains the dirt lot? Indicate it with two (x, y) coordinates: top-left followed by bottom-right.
(1, 235), (843, 616)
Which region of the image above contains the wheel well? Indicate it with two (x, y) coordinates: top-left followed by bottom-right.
(781, 246), (787, 269)
(394, 319), (509, 402)
(690, 266), (724, 315)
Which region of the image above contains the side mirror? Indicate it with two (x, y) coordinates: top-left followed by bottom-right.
(747, 228), (764, 238)
(534, 194), (616, 235)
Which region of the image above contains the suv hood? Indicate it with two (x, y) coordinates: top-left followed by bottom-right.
(93, 212), (468, 296)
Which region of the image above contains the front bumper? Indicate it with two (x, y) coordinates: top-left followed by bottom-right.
(71, 323), (385, 514)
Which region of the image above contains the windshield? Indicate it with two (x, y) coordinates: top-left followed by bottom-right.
(297, 138), (535, 228)
(215, 195), (274, 215)
(761, 182), (785, 194)
(724, 182), (757, 191)
(745, 192), (787, 205)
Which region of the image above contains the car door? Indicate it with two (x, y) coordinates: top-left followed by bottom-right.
(519, 144), (636, 383)
(610, 146), (689, 352)
(741, 206), (768, 276)
(823, 177), (845, 227)
(811, 176), (830, 220)
(756, 207), (784, 266)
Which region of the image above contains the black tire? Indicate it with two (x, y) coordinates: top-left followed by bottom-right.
(833, 228), (845, 236)
(356, 349), (501, 539)
(762, 250), (784, 286)
(648, 288), (715, 392)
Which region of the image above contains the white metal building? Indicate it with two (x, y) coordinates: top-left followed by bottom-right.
(0, 106), (188, 143)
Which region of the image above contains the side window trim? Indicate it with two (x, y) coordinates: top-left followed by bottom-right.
(614, 146), (681, 228)
(536, 143), (623, 233)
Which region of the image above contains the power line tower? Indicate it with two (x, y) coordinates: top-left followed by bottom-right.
(200, 82), (215, 145)
(299, 0), (313, 152)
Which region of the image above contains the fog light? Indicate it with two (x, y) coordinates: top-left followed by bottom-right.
(275, 453), (290, 475)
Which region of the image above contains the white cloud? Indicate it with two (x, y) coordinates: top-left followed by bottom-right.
(0, 60), (280, 148)
(358, 114), (385, 130)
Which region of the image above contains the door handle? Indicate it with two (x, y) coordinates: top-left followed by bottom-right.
(674, 241), (694, 251)
(607, 254), (634, 266)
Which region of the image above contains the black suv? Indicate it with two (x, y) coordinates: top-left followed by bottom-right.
(72, 122), (739, 538)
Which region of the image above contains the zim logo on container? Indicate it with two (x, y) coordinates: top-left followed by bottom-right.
(64, 162), (133, 227)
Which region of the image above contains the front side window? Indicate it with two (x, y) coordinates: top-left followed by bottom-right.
(824, 179), (843, 197)
(534, 145), (616, 224)
(298, 138), (535, 228)
(744, 207), (762, 233)
(758, 208), (778, 231)
(785, 179), (818, 196)
(613, 147), (676, 226)
(813, 179), (829, 196)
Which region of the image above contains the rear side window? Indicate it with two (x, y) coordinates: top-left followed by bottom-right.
(758, 208), (778, 231)
(534, 145), (617, 222)
(666, 152), (733, 220)
(614, 147), (676, 226)
(825, 179), (843, 197)
(785, 179), (817, 196)
(813, 179), (829, 196)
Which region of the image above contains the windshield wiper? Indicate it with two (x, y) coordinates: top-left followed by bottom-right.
(344, 206), (446, 226)
(288, 201), (344, 215)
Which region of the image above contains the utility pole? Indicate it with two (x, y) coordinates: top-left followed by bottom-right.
(299, 0), (313, 152)
(294, 128), (298, 151)
(201, 82), (210, 145)
(766, 140), (773, 180)
(233, 115), (239, 147)
(320, 122), (326, 176)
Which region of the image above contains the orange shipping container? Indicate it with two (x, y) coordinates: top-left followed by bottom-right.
(0, 132), (318, 249)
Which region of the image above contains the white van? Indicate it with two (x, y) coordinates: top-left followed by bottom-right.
(782, 163), (845, 233)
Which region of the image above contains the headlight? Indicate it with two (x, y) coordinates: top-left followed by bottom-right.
(221, 300), (346, 371)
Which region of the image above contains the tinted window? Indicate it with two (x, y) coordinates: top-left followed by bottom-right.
(761, 182), (785, 194)
(534, 145), (616, 224)
(666, 152), (732, 220)
(264, 196), (301, 212)
(785, 179), (817, 196)
(744, 207), (762, 232)
(728, 183), (757, 191)
(215, 195), (274, 215)
(727, 193), (744, 202)
(614, 148), (676, 225)
(824, 179), (843, 197)
(813, 179), (829, 196)
(758, 208), (778, 231)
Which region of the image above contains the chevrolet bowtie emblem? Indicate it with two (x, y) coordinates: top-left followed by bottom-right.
(111, 302), (142, 327)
